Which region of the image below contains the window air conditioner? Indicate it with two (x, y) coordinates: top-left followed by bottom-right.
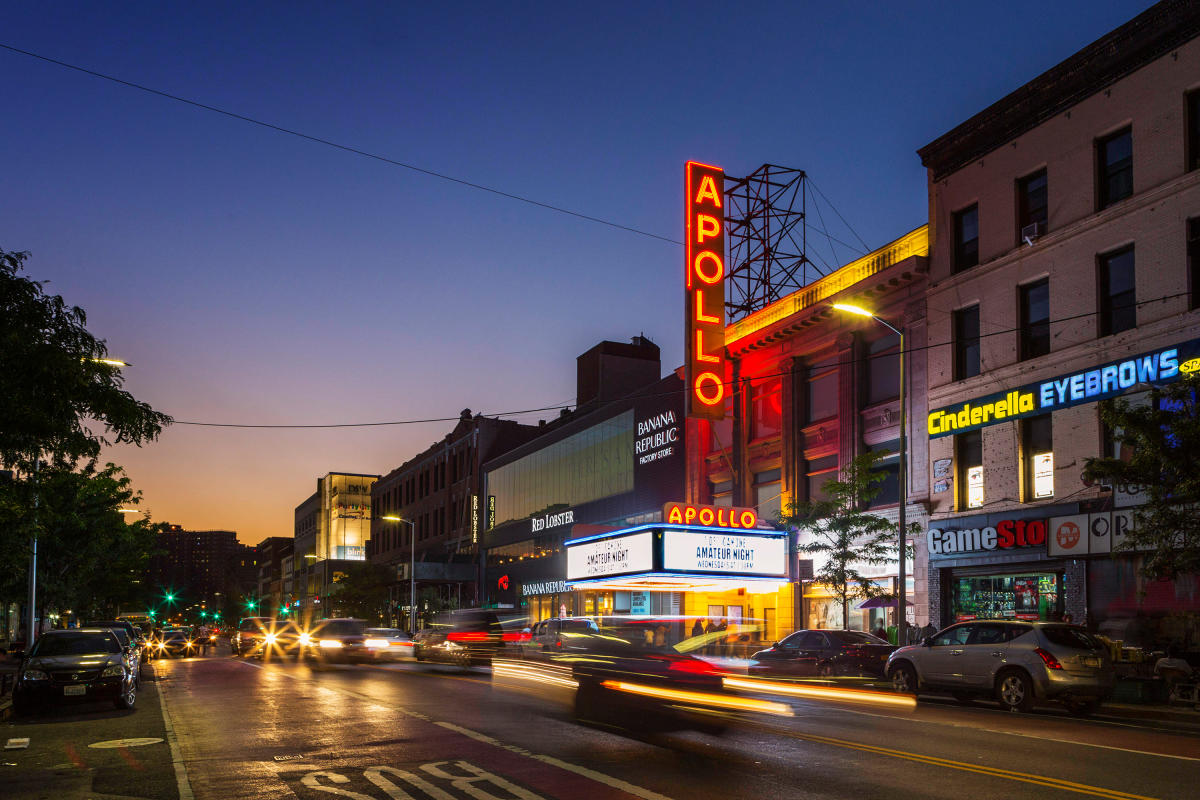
(1021, 221), (1042, 245)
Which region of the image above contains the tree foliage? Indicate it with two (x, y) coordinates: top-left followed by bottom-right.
(1, 247), (172, 471)
(1082, 374), (1200, 580)
(328, 562), (392, 622)
(779, 451), (918, 629)
(0, 460), (162, 617)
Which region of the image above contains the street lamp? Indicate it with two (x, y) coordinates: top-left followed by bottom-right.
(832, 303), (909, 643)
(381, 515), (417, 635)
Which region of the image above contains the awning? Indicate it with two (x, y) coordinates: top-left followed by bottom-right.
(568, 574), (787, 593)
(856, 596), (913, 609)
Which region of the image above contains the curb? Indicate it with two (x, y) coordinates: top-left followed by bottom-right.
(0, 697), (11, 721)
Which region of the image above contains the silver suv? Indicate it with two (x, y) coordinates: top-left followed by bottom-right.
(886, 621), (1114, 715)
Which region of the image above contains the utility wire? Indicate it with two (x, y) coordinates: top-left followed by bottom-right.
(171, 289), (1191, 429)
(0, 42), (680, 246)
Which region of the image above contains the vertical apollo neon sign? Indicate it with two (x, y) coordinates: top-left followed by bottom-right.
(685, 161), (726, 419)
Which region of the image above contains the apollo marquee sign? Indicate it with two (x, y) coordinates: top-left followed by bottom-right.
(928, 339), (1200, 438)
(684, 161), (727, 420)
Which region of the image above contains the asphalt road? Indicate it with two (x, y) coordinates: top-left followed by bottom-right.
(3, 651), (1198, 799)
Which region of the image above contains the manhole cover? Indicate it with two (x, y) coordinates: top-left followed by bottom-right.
(88, 738), (164, 749)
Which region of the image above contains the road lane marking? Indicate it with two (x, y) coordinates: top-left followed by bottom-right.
(232, 657), (674, 800)
(435, 721), (675, 800)
(755, 724), (1161, 800)
(792, 703), (1200, 762)
(157, 675), (196, 800)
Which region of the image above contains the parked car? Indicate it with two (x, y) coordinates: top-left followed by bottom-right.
(750, 629), (897, 678)
(363, 628), (413, 661)
(85, 620), (144, 680)
(11, 628), (138, 714)
(886, 621), (1115, 715)
(301, 618), (367, 663)
(413, 609), (504, 667)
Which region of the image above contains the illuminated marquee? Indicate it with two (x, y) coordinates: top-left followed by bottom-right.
(663, 501), (757, 529)
(685, 161), (726, 419)
(928, 340), (1197, 438)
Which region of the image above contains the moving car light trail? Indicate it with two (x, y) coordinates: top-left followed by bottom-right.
(723, 676), (917, 710)
(600, 680), (793, 717)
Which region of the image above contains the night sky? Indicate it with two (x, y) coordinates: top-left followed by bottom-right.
(0, 1), (1154, 544)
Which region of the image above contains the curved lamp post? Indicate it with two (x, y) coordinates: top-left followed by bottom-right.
(832, 303), (908, 642)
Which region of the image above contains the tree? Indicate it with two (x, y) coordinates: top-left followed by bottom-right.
(0, 459), (162, 616)
(779, 451), (919, 630)
(1, 247), (172, 471)
(1082, 373), (1200, 581)
(327, 562), (392, 621)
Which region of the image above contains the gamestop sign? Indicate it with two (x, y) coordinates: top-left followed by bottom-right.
(928, 519), (1047, 557)
(684, 161), (726, 419)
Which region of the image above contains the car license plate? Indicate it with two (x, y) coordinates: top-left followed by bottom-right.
(1083, 657), (1101, 668)
(63, 685), (86, 696)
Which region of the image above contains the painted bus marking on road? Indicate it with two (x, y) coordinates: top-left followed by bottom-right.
(297, 760), (544, 800)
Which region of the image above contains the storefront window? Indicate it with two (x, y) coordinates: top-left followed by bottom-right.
(957, 430), (983, 509)
(951, 573), (1060, 621)
(709, 395), (735, 451)
(806, 358), (838, 424)
(806, 456), (838, 502)
(751, 375), (783, 440)
(868, 441), (900, 508)
(710, 479), (733, 507)
(1023, 414), (1054, 500)
(754, 468), (782, 523)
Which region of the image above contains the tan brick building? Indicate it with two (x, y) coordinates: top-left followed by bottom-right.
(917, 1), (1200, 641)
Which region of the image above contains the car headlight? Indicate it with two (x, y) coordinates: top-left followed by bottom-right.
(22, 669), (49, 681)
(298, 633), (312, 645)
(319, 639), (343, 649)
(101, 665), (124, 678)
(364, 639), (389, 648)
(264, 633), (277, 644)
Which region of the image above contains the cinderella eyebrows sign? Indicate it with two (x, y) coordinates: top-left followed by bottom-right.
(927, 340), (1199, 438)
(685, 161), (726, 419)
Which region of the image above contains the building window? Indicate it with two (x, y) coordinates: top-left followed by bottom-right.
(1190, 219), (1200, 311)
(753, 468), (782, 521)
(868, 440), (900, 508)
(1099, 246), (1136, 336)
(865, 333), (900, 405)
(957, 430), (983, 510)
(806, 456), (838, 503)
(953, 204), (979, 272)
(805, 358), (838, 424)
(1019, 279), (1050, 360)
(953, 305), (980, 379)
(751, 375), (783, 440)
(1023, 415), (1054, 501)
(710, 479), (733, 507)
(1017, 169), (1048, 240)
(1188, 90), (1199, 172)
(1097, 128), (1132, 210)
(709, 395), (735, 451)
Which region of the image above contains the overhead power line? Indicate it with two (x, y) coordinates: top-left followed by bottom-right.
(171, 289), (1191, 429)
(0, 42), (679, 245)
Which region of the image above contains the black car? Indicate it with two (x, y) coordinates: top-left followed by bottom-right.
(231, 616), (275, 657)
(750, 629), (897, 678)
(85, 620), (143, 678)
(12, 629), (138, 714)
(413, 609), (503, 667)
(155, 628), (197, 658)
(496, 616), (788, 734)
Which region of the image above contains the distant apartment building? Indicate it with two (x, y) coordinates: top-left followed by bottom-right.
(368, 409), (542, 628)
(293, 472), (379, 616)
(255, 536), (294, 615)
(148, 525), (253, 610)
(917, 0), (1200, 643)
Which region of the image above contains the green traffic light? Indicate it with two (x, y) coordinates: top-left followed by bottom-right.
(165, 593), (175, 602)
